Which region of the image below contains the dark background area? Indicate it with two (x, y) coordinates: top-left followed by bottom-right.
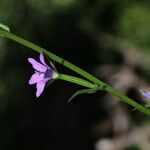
(0, 0), (150, 150)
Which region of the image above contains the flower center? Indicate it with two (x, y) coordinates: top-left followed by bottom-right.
(44, 69), (53, 78)
(35, 71), (45, 78)
(35, 69), (53, 79)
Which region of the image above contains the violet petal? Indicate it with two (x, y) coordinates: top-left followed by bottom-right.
(36, 80), (47, 97)
(29, 73), (44, 85)
(28, 58), (47, 72)
(140, 89), (150, 99)
(39, 54), (50, 69)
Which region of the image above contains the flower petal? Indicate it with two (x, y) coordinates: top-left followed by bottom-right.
(39, 54), (50, 68)
(29, 73), (43, 85)
(140, 89), (150, 99)
(36, 80), (47, 97)
(28, 58), (47, 72)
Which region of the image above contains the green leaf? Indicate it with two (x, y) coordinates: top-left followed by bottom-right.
(68, 87), (103, 102)
(0, 23), (10, 32)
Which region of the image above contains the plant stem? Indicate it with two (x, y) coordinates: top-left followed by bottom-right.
(59, 74), (97, 89)
(0, 29), (150, 115)
(0, 29), (104, 85)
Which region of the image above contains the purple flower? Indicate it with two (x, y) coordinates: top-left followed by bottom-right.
(140, 89), (150, 99)
(28, 53), (58, 97)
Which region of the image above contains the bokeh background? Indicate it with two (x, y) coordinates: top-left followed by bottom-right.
(0, 0), (150, 150)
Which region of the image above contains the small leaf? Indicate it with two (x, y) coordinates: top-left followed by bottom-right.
(68, 87), (102, 102)
(0, 23), (10, 32)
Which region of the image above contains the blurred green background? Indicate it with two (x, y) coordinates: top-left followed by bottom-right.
(0, 0), (150, 150)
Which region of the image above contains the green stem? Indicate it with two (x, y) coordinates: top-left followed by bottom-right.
(0, 29), (150, 115)
(0, 29), (104, 85)
(59, 74), (97, 89)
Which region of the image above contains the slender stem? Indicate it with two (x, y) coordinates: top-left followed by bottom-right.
(0, 29), (104, 85)
(59, 74), (97, 89)
(0, 29), (150, 115)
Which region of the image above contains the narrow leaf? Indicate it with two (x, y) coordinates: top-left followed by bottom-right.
(68, 87), (102, 102)
(0, 23), (10, 32)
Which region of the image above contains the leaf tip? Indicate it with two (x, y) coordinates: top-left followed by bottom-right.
(0, 22), (10, 32)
